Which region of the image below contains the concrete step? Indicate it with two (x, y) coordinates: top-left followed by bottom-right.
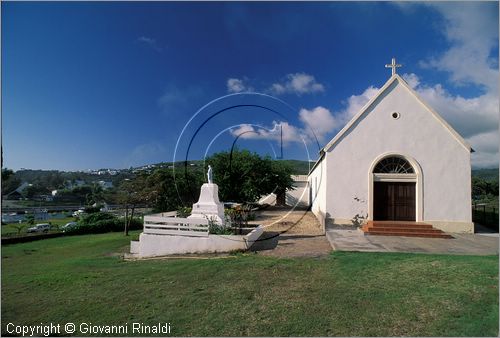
(367, 221), (433, 229)
(364, 231), (453, 239)
(363, 227), (445, 234)
(362, 221), (453, 239)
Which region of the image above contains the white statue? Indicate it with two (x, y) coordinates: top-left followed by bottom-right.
(207, 165), (213, 184)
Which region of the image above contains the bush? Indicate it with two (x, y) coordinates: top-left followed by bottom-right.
(84, 206), (101, 214)
(177, 207), (192, 218)
(64, 212), (142, 235)
(207, 217), (233, 235)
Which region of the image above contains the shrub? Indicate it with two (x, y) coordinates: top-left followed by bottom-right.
(177, 207), (192, 218)
(84, 206), (101, 214)
(207, 217), (232, 235)
(64, 212), (142, 235)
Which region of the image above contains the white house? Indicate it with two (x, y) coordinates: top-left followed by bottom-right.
(97, 180), (113, 189)
(308, 69), (473, 233)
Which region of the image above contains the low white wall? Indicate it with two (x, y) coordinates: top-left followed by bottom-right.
(286, 180), (309, 208)
(259, 193), (277, 205)
(130, 225), (264, 258)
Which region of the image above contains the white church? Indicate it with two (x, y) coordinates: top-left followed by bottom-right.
(307, 59), (473, 235)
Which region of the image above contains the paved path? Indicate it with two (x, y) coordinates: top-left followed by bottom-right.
(249, 207), (332, 258)
(249, 207), (498, 257)
(326, 227), (499, 255)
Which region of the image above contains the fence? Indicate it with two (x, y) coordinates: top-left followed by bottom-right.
(472, 203), (499, 231)
(143, 213), (209, 237)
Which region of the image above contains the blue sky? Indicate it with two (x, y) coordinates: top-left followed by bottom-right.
(2, 1), (498, 170)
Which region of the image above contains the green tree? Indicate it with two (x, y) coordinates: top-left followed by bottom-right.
(147, 166), (204, 212)
(472, 176), (499, 199)
(1, 169), (21, 196)
(206, 149), (294, 203)
(86, 183), (105, 206)
(25, 184), (50, 199)
(71, 186), (93, 204)
(118, 175), (157, 236)
(26, 215), (35, 226)
(11, 222), (27, 235)
(2, 168), (14, 181)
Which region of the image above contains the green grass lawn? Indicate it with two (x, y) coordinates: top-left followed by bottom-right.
(1, 232), (498, 337)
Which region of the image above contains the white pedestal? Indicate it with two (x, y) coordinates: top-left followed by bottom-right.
(188, 183), (225, 225)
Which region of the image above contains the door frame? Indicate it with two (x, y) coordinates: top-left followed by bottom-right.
(373, 181), (416, 221)
(368, 152), (423, 222)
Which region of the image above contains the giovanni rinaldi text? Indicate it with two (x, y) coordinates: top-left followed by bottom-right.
(5, 322), (172, 336)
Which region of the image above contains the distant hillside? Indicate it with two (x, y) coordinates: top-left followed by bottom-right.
(9, 162), (497, 183)
(472, 168), (499, 182)
(279, 160), (315, 175)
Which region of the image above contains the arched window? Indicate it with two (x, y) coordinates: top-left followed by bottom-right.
(373, 156), (414, 174)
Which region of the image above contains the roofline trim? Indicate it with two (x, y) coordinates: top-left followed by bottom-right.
(321, 74), (472, 154)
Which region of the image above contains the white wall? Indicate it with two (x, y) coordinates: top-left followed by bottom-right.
(322, 78), (472, 231)
(131, 226), (264, 257)
(286, 175), (310, 208)
(308, 156), (327, 227)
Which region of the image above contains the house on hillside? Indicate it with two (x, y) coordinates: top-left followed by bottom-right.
(307, 62), (473, 234)
(97, 180), (113, 189)
(65, 180), (86, 189)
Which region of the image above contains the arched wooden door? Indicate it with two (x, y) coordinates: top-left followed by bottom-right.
(372, 156), (417, 221)
(373, 182), (416, 221)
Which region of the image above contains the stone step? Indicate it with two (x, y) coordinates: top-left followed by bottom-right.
(362, 221), (453, 239)
(367, 221), (433, 229)
(364, 231), (453, 239)
(363, 226), (444, 234)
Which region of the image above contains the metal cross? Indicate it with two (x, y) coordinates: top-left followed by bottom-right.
(385, 57), (402, 76)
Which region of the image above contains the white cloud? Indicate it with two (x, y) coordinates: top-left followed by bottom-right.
(412, 76), (499, 167)
(407, 75), (499, 138)
(470, 131), (500, 168)
(228, 106), (338, 146)
(395, 2), (499, 168)
(225, 73), (324, 95)
(299, 106), (338, 141)
(402, 73), (420, 89)
(270, 83), (286, 95)
(136, 36), (163, 52)
(269, 73), (325, 95)
(342, 86), (380, 120)
(420, 3), (498, 91)
(401, 73), (499, 168)
(229, 121), (302, 144)
(226, 78), (253, 93)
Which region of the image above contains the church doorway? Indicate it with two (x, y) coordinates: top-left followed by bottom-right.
(374, 182), (416, 221)
(369, 155), (421, 222)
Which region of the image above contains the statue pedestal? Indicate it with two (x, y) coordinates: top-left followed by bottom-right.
(188, 183), (225, 225)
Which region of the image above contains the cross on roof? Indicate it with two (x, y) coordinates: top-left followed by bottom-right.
(385, 57), (402, 76)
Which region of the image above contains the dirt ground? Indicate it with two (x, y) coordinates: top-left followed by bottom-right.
(248, 206), (333, 258)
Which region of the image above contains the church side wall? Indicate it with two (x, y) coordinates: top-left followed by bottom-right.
(308, 157), (327, 229)
(325, 80), (472, 232)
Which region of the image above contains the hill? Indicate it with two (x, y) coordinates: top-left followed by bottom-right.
(472, 168), (499, 182)
(279, 160), (315, 175)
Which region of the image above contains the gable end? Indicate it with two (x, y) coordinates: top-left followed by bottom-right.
(322, 74), (472, 154)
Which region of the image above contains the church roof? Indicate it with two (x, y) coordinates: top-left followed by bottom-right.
(321, 74), (473, 155)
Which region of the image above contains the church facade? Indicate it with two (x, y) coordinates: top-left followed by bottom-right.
(308, 73), (473, 233)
